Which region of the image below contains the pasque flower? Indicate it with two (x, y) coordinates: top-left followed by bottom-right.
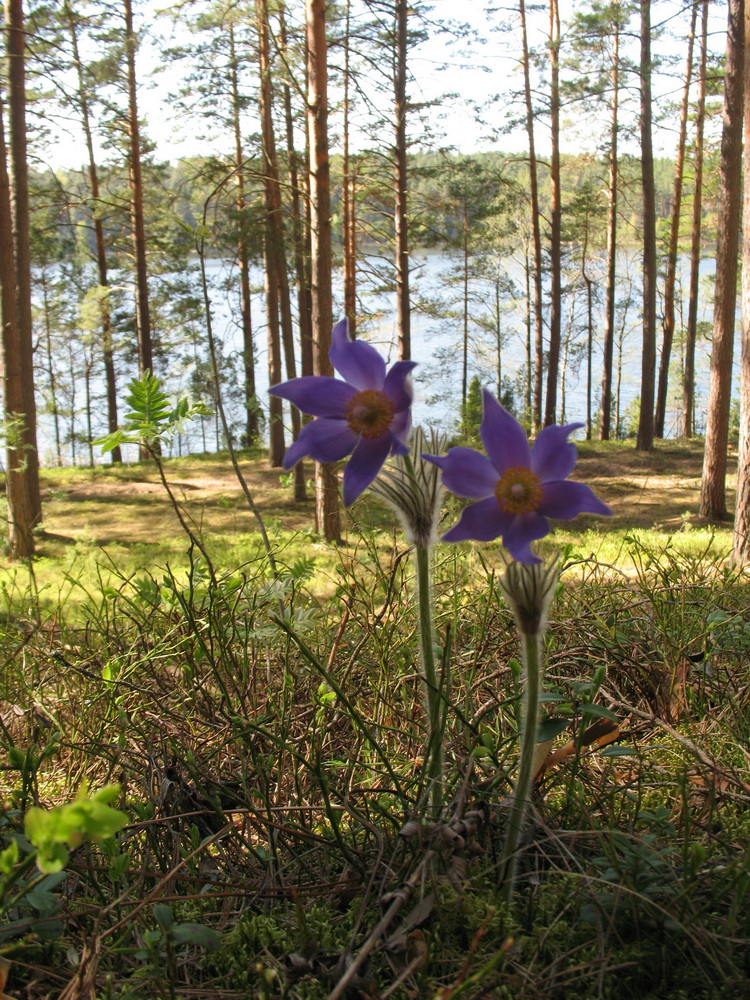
(424, 389), (611, 564)
(269, 319), (416, 506)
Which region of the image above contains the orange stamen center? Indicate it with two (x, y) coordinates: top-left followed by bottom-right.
(344, 389), (394, 439)
(494, 466), (543, 515)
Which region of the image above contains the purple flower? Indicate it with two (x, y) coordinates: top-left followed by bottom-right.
(424, 389), (611, 564)
(269, 319), (416, 506)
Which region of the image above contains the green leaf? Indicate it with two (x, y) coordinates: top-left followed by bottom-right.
(536, 717), (569, 743)
(171, 923), (221, 951)
(580, 703), (619, 722)
(600, 746), (637, 758)
(153, 904), (173, 930)
(0, 839), (19, 874)
(36, 843), (69, 874)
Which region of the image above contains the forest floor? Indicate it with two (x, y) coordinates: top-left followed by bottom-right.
(32, 436), (735, 555)
(1, 435), (749, 1000)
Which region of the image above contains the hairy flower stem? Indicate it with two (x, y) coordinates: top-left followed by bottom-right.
(502, 628), (543, 903)
(415, 541), (443, 815)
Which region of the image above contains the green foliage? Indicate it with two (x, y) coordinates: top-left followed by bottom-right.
(0, 446), (748, 997)
(460, 375), (483, 443)
(24, 783), (128, 874)
(95, 372), (212, 453)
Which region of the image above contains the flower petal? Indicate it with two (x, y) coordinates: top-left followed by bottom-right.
(424, 447), (498, 499)
(480, 389), (531, 474)
(441, 496), (513, 542)
(282, 418), (357, 469)
(537, 480), (612, 520)
(342, 433), (392, 506)
(391, 408), (412, 453)
(531, 423), (583, 482)
(270, 376), (355, 417)
(382, 360), (417, 411)
(329, 318), (386, 391)
(502, 512), (550, 565)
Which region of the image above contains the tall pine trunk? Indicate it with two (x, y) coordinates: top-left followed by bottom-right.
(279, 6), (313, 374)
(123, 0), (152, 380)
(65, 0), (121, 464)
(655, 1), (697, 438)
(544, 0), (562, 427)
(683, 0), (709, 439)
(4, 0), (40, 555)
(734, 0), (750, 563)
(306, 0), (340, 542)
(636, 0), (657, 452)
(257, 0), (286, 468)
(520, 0), (544, 431)
(599, 16), (619, 440)
(228, 22), (259, 448)
(342, 0), (356, 336)
(394, 0), (410, 360)
(700, 0), (744, 518)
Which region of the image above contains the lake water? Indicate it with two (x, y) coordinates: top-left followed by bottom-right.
(34, 247), (731, 465)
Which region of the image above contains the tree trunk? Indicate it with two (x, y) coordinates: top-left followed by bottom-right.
(228, 22), (259, 448)
(40, 270), (61, 464)
(524, 241), (532, 421)
(4, 0), (40, 555)
(655, 1), (697, 438)
(257, 0), (286, 468)
(279, 7), (314, 385)
(520, 0), (544, 431)
(394, 0), (410, 360)
(306, 0), (340, 542)
(733, 0), (750, 563)
(0, 101), (32, 556)
(636, 0), (657, 452)
(581, 221), (593, 440)
(123, 0), (154, 464)
(342, 0), (357, 336)
(701, 0), (744, 518)
(462, 207), (469, 410)
(599, 17), (619, 440)
(683, 0), (709, 439)
(544, 0), (562, 427)
(65, 0), (121, 464)
(123, 0), (152, 380)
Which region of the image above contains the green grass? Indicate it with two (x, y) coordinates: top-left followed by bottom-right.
(1, 444), (749, 998)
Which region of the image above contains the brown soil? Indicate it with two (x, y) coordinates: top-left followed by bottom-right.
(575, 439), (736, 531)
(36, 439), (733, 549)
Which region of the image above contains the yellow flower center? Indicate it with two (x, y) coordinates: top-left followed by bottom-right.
(494, 466), (543, 515)
(344, 389), (394, 439)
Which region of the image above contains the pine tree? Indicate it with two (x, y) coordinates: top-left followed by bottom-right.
(701, 0), (744, 518)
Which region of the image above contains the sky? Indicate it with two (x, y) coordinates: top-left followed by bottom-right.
(38, 0), (730, 173)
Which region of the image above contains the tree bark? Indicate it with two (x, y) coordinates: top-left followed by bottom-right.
(394, 0), (410, 360)
(599, 15), (619, 441)
(342, 0), (357, 337)
(700, 0), (744, 518)
(683, 0), (709, 439)
(65, 0), (121, 463)
(228, 21), (259, 448)
(123, 0), (152, 381)
(636, 0), (657, 452)
(4, 0), (40, 555)
(543, 0), (562, 427)
(519, 0), (544, 431)
(734, 0), (750, 563)
(279, 6), (313, 375)
(0, 96), (32, 556)
(257, 0), (287, 468)
(306, 0), (340, 542)
(655, 1), (697, 438)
